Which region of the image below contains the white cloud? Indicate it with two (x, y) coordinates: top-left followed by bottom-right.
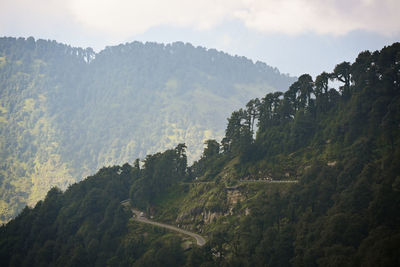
(1, 0), (399, 41)
(67, 0), (241, 38)
(0, 0), (70, 33)
(65, 0), (400, 38)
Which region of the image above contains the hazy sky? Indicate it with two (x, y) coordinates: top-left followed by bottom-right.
(1, 0), (399, 77)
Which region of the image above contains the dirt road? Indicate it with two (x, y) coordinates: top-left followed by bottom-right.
(130, 208), (206, 246)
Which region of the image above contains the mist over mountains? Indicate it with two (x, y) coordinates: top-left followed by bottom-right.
(0, 37), (295, 223)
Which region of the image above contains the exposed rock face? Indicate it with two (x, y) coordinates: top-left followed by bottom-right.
(176, 186), (249, 229)
(176, 206), (203, 223)
(176, 207), (223, 225)
(202, 210), (223, 224)
(226, 189), (243, 205)
(327, 161), (337, 166)
(226, 188), (245, 215)
(245, 207), (251, 216)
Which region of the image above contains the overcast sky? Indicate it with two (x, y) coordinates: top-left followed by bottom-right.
(1, 0), (399, 77)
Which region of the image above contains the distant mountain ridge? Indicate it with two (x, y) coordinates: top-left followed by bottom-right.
(0, 36), (295, 223)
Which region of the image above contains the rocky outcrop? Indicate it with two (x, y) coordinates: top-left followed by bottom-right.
(176, 186), (249, 229)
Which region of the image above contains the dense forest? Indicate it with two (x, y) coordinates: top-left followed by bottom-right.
(0, 37), (295, 224)
(1, 42), (399, 266)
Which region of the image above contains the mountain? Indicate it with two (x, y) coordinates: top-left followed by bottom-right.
(0, 43), (399, 266)
(0, 37), (295, 223)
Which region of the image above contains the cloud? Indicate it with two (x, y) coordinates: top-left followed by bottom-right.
(67, 0), (240, 38)
(235, 0), (400, 36)
(1, 0), (399, 41)
(65, 0), (400, 37)
(0, 0), (73, 32)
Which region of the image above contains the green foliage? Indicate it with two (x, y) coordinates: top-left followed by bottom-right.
(204, 42), (400, 266)
(0, 163), (132, 266)
(130, 144), (188, 209)
(0, 160), (192, 266)
(0, 37), (295, 223)
(1, 41), (400, 267)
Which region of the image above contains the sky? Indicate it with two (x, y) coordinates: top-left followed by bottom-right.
(1, 0), (399, 77)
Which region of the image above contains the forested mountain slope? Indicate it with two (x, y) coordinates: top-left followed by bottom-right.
(0, 37), (294, 223)
(0, 43), (399, 266)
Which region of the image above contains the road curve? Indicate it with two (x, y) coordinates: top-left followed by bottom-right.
(130, 208), (206, 246)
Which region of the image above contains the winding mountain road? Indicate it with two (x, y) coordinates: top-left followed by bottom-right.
(122, 201), (206, 246)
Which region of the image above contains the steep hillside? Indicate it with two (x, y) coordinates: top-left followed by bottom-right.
(0, 43), (399, 266)
(0, 37), (294, 223)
